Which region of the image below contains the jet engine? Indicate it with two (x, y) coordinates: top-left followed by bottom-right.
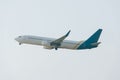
(43, 46), (53, 49)
(42, 41), (53, 49)
(41, 41), (51, 46)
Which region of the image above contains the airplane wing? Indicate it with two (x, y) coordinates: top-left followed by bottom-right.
(50, 30), (71, 50)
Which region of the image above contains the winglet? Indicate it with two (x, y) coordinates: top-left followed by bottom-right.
(65, 30), (71, 37)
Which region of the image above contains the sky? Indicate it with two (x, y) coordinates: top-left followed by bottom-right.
(0, 0), (120, 80)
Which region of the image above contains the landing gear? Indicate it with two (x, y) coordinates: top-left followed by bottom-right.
(19, 43), (22, 45)
(50, 43), (60, 50)
(55, 47), (58, 50)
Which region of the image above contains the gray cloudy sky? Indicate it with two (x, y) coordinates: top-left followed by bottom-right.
(0, 0), (120, 80)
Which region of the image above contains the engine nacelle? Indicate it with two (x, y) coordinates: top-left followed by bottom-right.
(43, 46), (53, 49)
(41, 41), (51, 46)
(42, 41), (54, 49)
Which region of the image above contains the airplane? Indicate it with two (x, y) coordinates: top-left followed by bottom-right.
(15, 29), (102, 50)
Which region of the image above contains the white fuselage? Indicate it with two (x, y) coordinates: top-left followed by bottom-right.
(15, 35), (84, 50)
(15, 29), (102, 50)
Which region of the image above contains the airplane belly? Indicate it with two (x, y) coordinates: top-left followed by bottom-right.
(60, 42), (77, 49)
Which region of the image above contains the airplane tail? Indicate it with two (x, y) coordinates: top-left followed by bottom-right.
(77, 29), (102, 49)
(85, 29), (102, 43)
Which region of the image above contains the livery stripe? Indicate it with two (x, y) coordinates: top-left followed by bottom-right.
(73, 41), (84, 49)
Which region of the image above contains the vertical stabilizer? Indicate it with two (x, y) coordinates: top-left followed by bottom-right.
(85, 29), (102, 43)
(77, 29), (102, 49)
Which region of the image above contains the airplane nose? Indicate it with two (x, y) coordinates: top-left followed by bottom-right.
(15, 37), (19, 41)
